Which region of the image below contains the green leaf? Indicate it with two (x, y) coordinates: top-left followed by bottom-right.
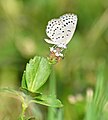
(20, 87), (42, 98)
(21, 56), (52, 92)
(31, 95), (63, 108)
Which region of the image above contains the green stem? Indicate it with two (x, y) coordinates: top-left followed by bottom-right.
(21, 103), (26, 120)
(49, 69), (56, 96)
(19, 96), (28, 120)
(47, 68), (56, 120)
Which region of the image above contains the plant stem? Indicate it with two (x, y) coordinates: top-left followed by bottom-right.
(47, 68), (56, 120)
(49, 68), (56, 96)
(21, 103), (26, 120)
(19, 96), (28, 120)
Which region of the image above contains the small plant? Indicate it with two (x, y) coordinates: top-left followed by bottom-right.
(0, 13), (78, 120)
(0, 56), (63, 120)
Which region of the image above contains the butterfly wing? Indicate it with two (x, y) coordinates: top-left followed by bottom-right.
(46, 18), (64, 45)
(60, 14), (77, 45)
(45, 13), (77, 48)
(44, 38), (56, 44)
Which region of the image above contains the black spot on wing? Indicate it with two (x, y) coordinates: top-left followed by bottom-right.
(67, 30), (71, 32)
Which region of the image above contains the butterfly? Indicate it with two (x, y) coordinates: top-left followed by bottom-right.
(45, 13), (78, 49)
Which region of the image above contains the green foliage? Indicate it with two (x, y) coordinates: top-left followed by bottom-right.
(0, 0), (108, 119)
(21, 56), (63, 108)
(21, 56), (51, 92)
(32, 94), (63, 108)
(47, 70), (63, 120)
(85, 63), (108, 120)
(0, 55), (63, 120)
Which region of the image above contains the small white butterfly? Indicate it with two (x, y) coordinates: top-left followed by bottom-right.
(45, 13), (78, 49)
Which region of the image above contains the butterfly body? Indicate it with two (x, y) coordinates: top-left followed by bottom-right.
(45, 13), (78, 48)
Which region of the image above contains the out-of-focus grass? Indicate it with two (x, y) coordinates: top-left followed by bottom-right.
(85, 62), (108, 120)
(0, 0), (108, 119)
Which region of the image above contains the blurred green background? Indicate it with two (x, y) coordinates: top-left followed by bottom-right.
(0, 0), (108, 120)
